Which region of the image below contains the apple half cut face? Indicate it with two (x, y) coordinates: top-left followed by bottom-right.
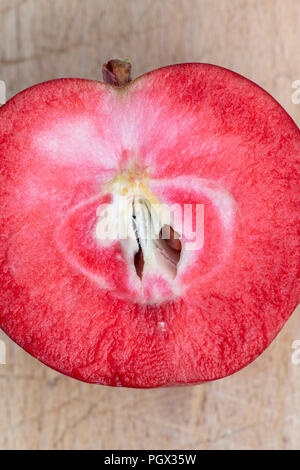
(0, 64), (299, 387)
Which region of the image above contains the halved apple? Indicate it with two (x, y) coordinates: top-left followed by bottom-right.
(0, 62), (299, 387)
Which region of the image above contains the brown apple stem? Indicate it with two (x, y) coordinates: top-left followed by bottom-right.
(102, 59), (132, 87)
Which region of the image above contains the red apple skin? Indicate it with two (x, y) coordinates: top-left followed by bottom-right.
(0, 64), (299, 388)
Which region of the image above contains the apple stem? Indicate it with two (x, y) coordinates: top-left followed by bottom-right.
(102, 59), (132, 87)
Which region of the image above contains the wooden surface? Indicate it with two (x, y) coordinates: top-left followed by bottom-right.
(0, 0), (300, 450)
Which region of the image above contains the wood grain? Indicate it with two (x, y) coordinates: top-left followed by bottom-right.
(0, 0), (299, 450)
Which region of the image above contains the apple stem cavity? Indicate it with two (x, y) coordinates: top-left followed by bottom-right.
(102, 59), (132, 87)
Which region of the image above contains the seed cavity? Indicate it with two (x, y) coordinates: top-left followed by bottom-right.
(133, 212), (145, 279)
(132, 198), (182, 280)
(157, 225), (182, 266)
(96, 171), (183, 283)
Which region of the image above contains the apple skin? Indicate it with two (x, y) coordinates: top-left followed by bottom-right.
(0, 63), (299, 388)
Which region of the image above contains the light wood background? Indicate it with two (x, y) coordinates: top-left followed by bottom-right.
(0, 0), (299, 450)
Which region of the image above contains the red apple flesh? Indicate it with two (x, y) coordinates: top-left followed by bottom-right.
(0, 63), (299, 387)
